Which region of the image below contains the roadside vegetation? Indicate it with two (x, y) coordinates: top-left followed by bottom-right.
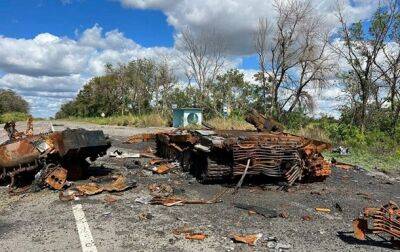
(0, 112), (30, 124)
(0, 89), (30, 124)
(62, 114), (168, 127)
(290, 116), (400, 173)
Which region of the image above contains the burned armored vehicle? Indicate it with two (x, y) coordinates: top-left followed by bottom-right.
(156, 129), (331, 185)
(0, 120), (111, 191)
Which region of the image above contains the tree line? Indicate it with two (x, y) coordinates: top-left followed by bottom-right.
(56, 0), (400, 134)
(0, 89), (29, 115)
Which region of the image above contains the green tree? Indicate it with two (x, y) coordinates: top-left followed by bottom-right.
(0, 89), (29, 114)
(56, 59), (177, 118)
(213, 69), (253, 116)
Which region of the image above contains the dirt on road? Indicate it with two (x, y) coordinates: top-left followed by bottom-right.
(0, 121), (399, 251)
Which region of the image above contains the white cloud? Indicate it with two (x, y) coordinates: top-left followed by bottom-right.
(0, 24), (239, 117)
(0, 25), (182, 117)
(0, 34), (91, 77)
(119, 0), (380, 55)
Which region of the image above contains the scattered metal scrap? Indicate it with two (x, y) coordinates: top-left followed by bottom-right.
(353, 201), (400, 243)
(185, 233), (207, 241)
(231, 233), (263, 246)
(172, 225), (207, 241)
(59, 174), (136, 201)
(0, 119), (111, 191)
(148, 183), (173, 197)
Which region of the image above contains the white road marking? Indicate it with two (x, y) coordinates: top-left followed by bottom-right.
(72, 204), (98, 252)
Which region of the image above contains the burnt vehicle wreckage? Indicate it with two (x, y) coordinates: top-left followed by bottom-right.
(0, 119), (111, 191)
(155, 111), (331, 185)
(156, 129), (331, 185)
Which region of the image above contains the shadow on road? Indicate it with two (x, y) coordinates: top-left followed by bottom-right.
(337, 231), (396, 250)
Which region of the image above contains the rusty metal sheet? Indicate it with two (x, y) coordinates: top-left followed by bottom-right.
(353, 218), (368, 240)
(126, 133), (158, 144)
(185, 233), (207, 241)
(103, 175), (135, 192)
(59, 174), (136, 200)
(232, 233), (263, 246)
(76, 183), (103, 195)
(44, 166), (67, 190)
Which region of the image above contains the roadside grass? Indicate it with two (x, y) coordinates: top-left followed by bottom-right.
(323, 148), (400, 174)
(292, 123), (332, 143)
(62, 113), (169, 127)
(0, 112), (30, 124)
(293, 123), (400, 173)
(206, 116), (255, 131)
(62, 114), (256, 131)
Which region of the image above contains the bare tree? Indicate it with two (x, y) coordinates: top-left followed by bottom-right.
(331, 0), (398, 131)
(178, 27), (226, 108)
(254, 18), (270, 114)
(284, 13), (334, 114)
(253, 0), (333, 119)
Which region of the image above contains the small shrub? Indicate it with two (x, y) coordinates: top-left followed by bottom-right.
(0, 112), (29, 124)
(280, 111), (312, 130)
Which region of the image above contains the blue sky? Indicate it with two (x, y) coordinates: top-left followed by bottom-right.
(0, 0), (258, 68)
(0, 0), (380, 118)
(0, 0), (174, 47)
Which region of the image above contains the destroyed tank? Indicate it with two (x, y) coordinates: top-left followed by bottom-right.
(156, 129), (331, 185)
(0, 121), (111, 190)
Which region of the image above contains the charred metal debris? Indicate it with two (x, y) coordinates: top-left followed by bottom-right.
(353, 201), (400, 244)
(154, 129), (331, 185)
(0, 119), (111, 192)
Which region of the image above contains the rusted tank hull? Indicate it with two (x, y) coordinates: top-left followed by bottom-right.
(156, 130), (331, 184)
(0, 128), (111, 189)
(0, 138), (41, 168)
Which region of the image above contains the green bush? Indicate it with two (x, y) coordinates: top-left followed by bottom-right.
(0, 112), (29, 124)
(316, 121), (365, 146)
(280, 111), (312, 130)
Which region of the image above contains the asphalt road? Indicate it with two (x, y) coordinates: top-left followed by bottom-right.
(0, 121), (399, 251)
